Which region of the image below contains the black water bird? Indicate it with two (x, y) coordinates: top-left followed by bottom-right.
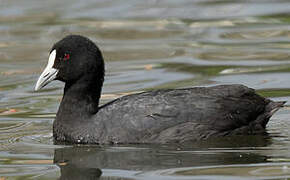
(35, 35), (285, 144)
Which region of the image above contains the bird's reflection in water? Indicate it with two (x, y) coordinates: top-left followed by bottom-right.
(54, 135), (273, 179)
(57, 163), (102, 180)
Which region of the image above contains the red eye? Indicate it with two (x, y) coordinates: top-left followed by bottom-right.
(63, 53), (70, 61)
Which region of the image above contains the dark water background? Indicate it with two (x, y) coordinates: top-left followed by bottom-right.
(1, 0), (290, 179)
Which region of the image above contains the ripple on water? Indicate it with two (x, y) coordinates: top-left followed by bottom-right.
(0, 164), (57, 177)
(0, 120), (53, 148)
(171, 163), (290, 179)
(96, 164), (290, 180)
(2, 0), (290, 179)
(151, 163), (290, 179)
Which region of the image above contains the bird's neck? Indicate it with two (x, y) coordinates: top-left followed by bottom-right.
(56, 75), (103, 121)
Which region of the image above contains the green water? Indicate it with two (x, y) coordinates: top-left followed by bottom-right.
(1, 0), (290, 179)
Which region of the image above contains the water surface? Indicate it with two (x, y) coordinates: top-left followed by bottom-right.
(1, 0), (290, 179)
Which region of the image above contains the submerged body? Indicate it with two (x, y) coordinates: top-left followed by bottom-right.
(35, 35), (284, 144)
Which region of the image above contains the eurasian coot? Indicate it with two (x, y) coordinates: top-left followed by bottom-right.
(35, 35), (285, 144)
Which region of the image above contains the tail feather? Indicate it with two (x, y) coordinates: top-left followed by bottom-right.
(266, 101), (286, 117)
(227, 101), (285, 136)
(257, 101), (286, 128)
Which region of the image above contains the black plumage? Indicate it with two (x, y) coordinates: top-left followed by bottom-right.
(35, 35), (285, 144)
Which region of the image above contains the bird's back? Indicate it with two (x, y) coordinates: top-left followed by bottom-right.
(93, 84), (283, 144)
